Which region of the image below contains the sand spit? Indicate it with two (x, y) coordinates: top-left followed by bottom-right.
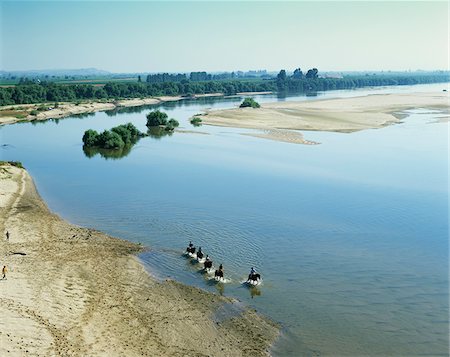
(202, 92), (450, 142)
(0, 164), (278, 356)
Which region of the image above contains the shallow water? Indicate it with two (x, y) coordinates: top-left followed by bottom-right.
(1, 83), (448, 356)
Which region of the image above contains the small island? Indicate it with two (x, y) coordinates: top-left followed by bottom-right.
(82, 123), (145, 150)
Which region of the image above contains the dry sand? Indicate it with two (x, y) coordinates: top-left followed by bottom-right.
(202, 92), (449, 143)
(0, 163), (278, 356)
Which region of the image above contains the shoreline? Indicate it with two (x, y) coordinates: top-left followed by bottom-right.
(201, 91), (449, 144)
(0, 163), (279, 356)
(0, 91), (272, 126)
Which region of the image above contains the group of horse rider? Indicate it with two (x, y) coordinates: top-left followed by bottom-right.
(186, 241), (260, 282)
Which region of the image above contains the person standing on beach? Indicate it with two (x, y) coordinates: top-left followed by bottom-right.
(2, 265), (7, 280)
(5, 231), (9, 241)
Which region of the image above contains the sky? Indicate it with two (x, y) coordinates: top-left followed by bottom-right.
(1, 1), (449, 73)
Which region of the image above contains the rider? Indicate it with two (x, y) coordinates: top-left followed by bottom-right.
(219, 263), (223, 272)
(204, 255), (212, 268)
(197, 247), (203, 259)
(250, 267), (256, 276)
(188, 241), (193, 248)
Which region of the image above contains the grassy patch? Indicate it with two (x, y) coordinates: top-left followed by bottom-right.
(0, 161), (24, 169)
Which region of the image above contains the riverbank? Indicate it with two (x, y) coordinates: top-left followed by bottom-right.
(0, 92), (273, 126)
(201, 91), (449, 143)
(0, 163), (278, 356)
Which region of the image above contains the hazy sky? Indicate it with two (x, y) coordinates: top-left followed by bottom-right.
(1, 1), (448, 73)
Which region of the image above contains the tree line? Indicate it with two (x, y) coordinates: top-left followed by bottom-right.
(0, 70), (448, 106)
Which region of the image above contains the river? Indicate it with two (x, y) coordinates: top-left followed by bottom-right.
(1, 83), (448, 356)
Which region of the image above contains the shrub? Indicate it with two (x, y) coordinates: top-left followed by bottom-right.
(97, 130), (124, 149)
(82, 129), (99, 146)
(167, 119), (179, 127)
(30, 110), (39, 116)
(239, 97), (260, 108)
(190, 117), (202, 126)
(146, 110), (168, 127)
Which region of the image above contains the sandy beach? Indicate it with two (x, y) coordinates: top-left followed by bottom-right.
(202, 92), (449, 143)
(0, 163), (278, 356)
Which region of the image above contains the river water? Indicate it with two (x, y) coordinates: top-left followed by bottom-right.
(1, 83), (448, 356)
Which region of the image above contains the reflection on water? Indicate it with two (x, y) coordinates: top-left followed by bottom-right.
(146, 126), (174, 139)
(82, 144), (133, 160)
(1, 84), (448, 356)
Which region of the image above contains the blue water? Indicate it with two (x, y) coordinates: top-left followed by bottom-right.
(1, 84), (448, 356)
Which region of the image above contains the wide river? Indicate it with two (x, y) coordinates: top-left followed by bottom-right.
(1, 83), (448, 356)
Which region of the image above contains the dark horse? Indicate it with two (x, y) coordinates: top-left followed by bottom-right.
(186, 246), (196, 254)
(204, 260), (213, 269)
(214, 269), (224, 279)
(197, 251), (204, 260)
(247, 273), (261, 283)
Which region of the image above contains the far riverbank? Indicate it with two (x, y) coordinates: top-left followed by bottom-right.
(0, 91), (272, 126)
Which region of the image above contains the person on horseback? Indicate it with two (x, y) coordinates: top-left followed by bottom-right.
(204, 255), (213, 269)
(186, 241), (195, 253)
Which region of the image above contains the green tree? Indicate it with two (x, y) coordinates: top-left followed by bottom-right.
(82, 129), (99, 146)
(240, 98), (260, 108)
(146, 110), (168, 126)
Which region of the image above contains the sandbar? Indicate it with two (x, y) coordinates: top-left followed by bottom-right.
(202, 92), (449, 143)
(0, 163), (278, 356)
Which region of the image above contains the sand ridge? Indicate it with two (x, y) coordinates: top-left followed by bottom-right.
(0, 164), (278, 356)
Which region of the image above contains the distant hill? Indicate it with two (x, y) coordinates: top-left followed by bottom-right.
(0, 68), (111, 78)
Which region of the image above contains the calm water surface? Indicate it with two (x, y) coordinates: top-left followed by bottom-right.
(1, 84), (448, 356)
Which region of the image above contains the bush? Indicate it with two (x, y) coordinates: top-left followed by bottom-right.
(146, 110), (168, 127)
(0, 161), (24, 169)
(167, 119), (179, 127)
(82, 129), (99, 146)
(190, 117), (202, 126)
(97, 130), (124, 149)
(239, 97), (260, 108)
(30, 110), (39, 116)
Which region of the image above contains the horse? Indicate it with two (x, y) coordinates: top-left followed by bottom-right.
(197, 250), (204, 260)
(214, 269), (223, 278)
(247, 273), (261, 283)
(186, 246), (196, 254)
(204, 260), (213, 269)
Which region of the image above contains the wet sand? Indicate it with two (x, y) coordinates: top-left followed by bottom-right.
(202, 92), (449, 143)
(0, 163), (278, 356)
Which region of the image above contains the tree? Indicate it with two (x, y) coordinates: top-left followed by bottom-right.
(305, 68), (319, 79)
(138, 75), (142, 82)
(277, 70), (287, 81)
(292, 68), (303, 79)
(82, 129), (99, 146)
(240, 98), (260, 108)
(146, 110), (168, 126)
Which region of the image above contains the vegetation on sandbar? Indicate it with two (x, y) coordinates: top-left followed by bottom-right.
(190, 117), (202, 126)
(240, 98), (260, 108)
(146, 110), (179, 131)
(82, 123), (145, 150)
